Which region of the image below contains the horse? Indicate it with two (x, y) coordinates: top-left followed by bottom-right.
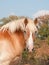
(0, 18), (38, 65)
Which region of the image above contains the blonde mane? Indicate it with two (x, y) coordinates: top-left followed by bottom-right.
(0, 18), (26, 33)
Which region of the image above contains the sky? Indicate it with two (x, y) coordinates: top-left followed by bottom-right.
(0, 0), (49, 18)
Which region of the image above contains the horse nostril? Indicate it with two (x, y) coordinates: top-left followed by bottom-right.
(32, 49), (33, 51)
(32, 48), (34, 51)
(27, 48), (29, 51)
(24, 48), (26, 51)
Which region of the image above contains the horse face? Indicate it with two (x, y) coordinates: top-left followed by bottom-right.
(24, 19), (38, 52)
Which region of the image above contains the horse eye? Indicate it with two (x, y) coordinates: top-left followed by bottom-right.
(36, 26), (38, 28)
(24, 31), (26, 34)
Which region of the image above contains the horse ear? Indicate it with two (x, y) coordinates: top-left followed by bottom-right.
(24, 18), (28, 27)
(34, 18), (38, 25)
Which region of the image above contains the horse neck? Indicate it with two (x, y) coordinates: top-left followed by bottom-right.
(14, 30), (26, 49)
